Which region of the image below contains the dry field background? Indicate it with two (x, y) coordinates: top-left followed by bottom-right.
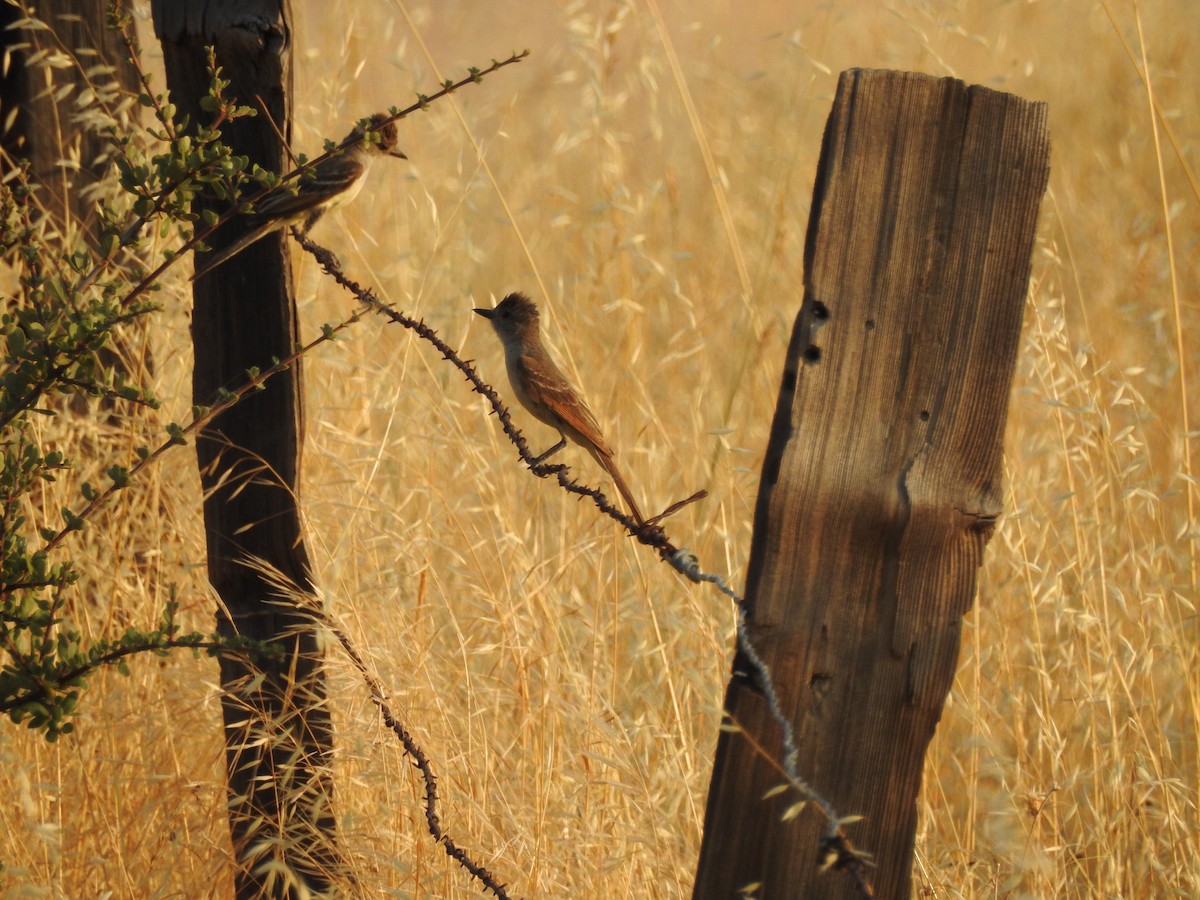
(2, 0), (1198, 896)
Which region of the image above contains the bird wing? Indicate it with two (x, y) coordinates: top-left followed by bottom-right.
(516, 352), (644, 523)
(519, 356), (611, 455)
(250, 153), (366, 227)
(192, 151), (368, 280)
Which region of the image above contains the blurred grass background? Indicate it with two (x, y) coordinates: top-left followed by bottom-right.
(1, 0), (1197, 896)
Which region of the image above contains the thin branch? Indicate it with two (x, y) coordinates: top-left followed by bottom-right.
(0, 638), (228, 715)
(106, 52), (534, 312)
(38, 306), (365, 554)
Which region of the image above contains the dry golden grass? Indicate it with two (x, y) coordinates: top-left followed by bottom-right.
(2, 0), (1198, 896)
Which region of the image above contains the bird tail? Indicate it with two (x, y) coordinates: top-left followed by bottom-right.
(191, 219), (280, 281)
(590, 447), (644, 525)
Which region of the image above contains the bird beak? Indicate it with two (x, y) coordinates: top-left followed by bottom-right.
(473, 307), (494, 320)
(389, 149), (408, 160)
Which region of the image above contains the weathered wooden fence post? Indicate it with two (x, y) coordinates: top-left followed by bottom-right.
(153, 2), (346, 895)
(694, 69), (1050, 898)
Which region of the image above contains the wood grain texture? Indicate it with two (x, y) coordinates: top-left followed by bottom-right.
(694, 69), (1049, 899)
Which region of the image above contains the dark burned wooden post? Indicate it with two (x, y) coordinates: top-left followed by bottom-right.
(153, 2), (345, 894)
(694, 70), (1049, 898)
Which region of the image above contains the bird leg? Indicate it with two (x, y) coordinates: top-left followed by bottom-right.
(531, 437), (567, 466)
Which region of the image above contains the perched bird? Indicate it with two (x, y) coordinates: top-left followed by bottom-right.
(192, 112), (407, 279)
(475, 292), (645, 524)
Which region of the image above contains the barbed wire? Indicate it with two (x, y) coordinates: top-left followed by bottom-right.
(316, 605), (510, 898)
(293, 231), (874, 896)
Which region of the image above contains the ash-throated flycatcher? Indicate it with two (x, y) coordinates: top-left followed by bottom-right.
(192, 112), (407, 280)
(475, 292), (645, 524)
